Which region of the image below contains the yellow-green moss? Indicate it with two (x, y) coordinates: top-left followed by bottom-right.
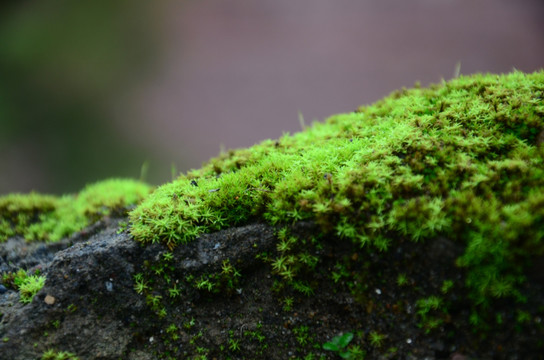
(41, 349), (80, 360)
(130, 70), (544, 306)
(0, 178), (152, 242)
(1, 268), (46, 304)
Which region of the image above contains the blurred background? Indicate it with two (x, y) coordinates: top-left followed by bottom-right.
(1, 0), (543, 195)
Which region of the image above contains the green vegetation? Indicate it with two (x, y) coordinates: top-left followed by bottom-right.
(41, 349), (80, 360)
(396, 273), (408, 286)
(416, 296), (448, 333)
(441, 279), (454, 294)
(293, 325), (311, 346)
(130, 70), (544, 310)
(0, 178), (152, 242)
(2, 268), (46, 304)
(121, 70), (544, 357)
(368, 331), (386, 348)
(18, 273), (45, 304)
(322, 332), (354, 359)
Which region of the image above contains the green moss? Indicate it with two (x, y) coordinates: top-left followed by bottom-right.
(0, 178), (152, 242)
(130, 70), (544, 308)
(41, 349), (80, 360)
(17, 272), (46, 304)
(2, 268), (46, 304)
(0, 192), (59, 241)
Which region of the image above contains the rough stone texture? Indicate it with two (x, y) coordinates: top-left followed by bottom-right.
(0, 220), (110, 274)
(0, 218), (144, 359)
(0, 218), (277, 359)
(0, 218), (543, 359)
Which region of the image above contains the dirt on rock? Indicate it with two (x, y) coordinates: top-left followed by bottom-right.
(0, 217), (543, 359)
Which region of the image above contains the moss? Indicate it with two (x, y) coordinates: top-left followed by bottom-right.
(0, 178), (152, 242)
(41, 349), (80, 360)
(2, 268), (46, 304)
(0, 192), (59, 241)
(17, 272), (46, 304)
(129, 70), (544, 308)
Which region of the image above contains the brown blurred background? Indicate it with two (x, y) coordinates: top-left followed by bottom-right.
(1, 0), (543, 195)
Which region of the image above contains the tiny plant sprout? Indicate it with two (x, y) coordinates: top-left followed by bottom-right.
(323, 332), (354, 359)
(397, 273), (408, 286)
(368, 331), (386, 347)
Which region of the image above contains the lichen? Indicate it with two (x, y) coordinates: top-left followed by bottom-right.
(129, 70), (544, 308)
(0, 178), (152, 242)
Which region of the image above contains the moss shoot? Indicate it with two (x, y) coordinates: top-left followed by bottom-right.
(1, 268), (46, 304)
(130, 70), (544, 307)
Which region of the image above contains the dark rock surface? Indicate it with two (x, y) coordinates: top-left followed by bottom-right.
(0, 218), (543, 359)
(0, 218), (278, 359)
(0, 218), (145, 359)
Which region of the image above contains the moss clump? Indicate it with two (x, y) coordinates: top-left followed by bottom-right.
(2, 268), (46, 304)
(0, 178), (152, 242)
(41, 349), (80, 360)
(130, 70), (544, 307)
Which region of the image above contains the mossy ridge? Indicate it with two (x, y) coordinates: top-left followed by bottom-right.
(130, 70), (544, 307)
(0, 178), (152, 242)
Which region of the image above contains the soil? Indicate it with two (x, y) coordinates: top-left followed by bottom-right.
(0, 216), (543, 360)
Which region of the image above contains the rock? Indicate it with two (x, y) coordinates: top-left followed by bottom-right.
(0, 217), (542, 359)
(0, 218), (146, 360)
(0, 218), (277, 359)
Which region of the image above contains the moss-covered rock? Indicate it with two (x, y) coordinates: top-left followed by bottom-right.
(130, 70), (544, 307)
(1, 71), (543, 359)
